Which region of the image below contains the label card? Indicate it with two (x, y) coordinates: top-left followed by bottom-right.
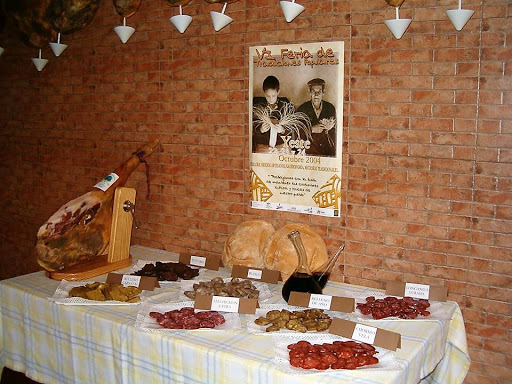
(404, 283), (430, 300)
(247, 269), (263, 280)
(211, 296), (240, 312)
(194, 294), (257, 314)
(121, 275), (141, 287)
(386, 281), (448, 301)
(190, 256), (206, 267)
(107, 273), (159, 290)
(180, 253), (221, 271)
(288, 291), (355, 313)
(231, 265), (280, 284)
(352, 323), (377, 344)
(329, 318), (401, 351)
(94, 173), (119, 192)
(308, 294), (332, 310)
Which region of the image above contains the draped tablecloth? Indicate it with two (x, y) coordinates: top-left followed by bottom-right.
(0, 245), (470, 384)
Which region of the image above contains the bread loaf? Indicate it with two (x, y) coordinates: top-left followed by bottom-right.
(222, 220), (275, 269)
(263, 223), (328, 281)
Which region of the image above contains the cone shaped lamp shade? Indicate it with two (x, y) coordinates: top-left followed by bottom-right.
(114, 18), (135, 43)
(50, 43), (67, 56)
(280, 0), (305, 23)
(50, 33), (68, 57)
(211, 3), (233, 32)
(171, 6), (192, 33)
(0, 47), (4, 57)
(446, 0), (474, 31)
(446, 9), (474, 31)
(384, 7), (411, 39)
(32, 49), (48, 72)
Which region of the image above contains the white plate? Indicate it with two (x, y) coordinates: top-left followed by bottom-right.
(179, 277), (272, 302)
(135, 301), (242, 332)
(49, 280), (143, 306)
(126, 260), (207, 284)
(272, 333), (399, 375)
(246, 304), (337, 335)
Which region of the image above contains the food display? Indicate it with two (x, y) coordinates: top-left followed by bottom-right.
(131, 261), (199, 281)
(69, 282), (142, 303)
(254, 308), (331, 333)
(183, 277), (260, 300)
(222, 220), (275, 269)
(287, 340), (379, 370)
(35, 140), (159, 272)
(149, 307), (226, 330)
(356, 296), (431, 319)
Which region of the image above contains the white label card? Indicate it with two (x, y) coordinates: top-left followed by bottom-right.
(190, 256), (207, 267)
(308, 294), (332, 310)
(247, 269), (263, 280)
(352, 323), (377, 344)
(405, 283), (430, 300)
(211, 296), (240, 312)
(121, 275), (141, 287)
(94, 173), (119, 192)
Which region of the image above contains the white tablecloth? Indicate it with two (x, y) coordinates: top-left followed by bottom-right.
(0, 245), (470, 384)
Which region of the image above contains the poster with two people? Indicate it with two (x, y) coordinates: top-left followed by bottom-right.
(249, 41), (344, 217)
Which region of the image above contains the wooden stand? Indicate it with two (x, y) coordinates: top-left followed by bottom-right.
(47, 187), (136, 281)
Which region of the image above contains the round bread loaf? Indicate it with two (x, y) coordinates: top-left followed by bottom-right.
(263, 223), (328, 281)
(222, 220), (276, 269)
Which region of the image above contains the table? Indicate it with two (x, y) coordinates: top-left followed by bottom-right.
(0, 245), (470, 384)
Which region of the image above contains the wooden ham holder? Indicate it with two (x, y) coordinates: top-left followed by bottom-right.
(47, 187), (136, 281)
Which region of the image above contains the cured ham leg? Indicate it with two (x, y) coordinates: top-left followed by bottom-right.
(35, 140), (159, 271)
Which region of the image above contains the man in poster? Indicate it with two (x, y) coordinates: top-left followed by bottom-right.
(297, 78), (336, 157)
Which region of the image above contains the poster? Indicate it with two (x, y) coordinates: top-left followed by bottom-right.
(249, 41), (344, 217)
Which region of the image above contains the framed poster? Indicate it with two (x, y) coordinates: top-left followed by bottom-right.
(249, 41), (344, 217)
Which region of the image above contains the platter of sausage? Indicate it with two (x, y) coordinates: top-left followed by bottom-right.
(272, 333), (399, 375)
(135, 301), (242, 332)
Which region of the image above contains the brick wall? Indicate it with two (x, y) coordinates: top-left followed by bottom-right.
(0, 0), (510, 382)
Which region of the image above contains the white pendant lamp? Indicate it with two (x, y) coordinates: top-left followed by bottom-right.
(170, 5), (193, 34)
(114, 17), (135, 44)
(280, 0), (305, 23)
(32, 49), (49, 72)
(49, 33), (68, 57)
(210, 3), (233, 32)
(446, 0), (474, 31)
(384, 7), (412, 40)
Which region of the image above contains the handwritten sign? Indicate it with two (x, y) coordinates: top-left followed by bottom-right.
(121, 275), (141, 287)
(247, 269), (263, 280)
(352, 323), (377, 344)
(308, 294), (332, 310)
